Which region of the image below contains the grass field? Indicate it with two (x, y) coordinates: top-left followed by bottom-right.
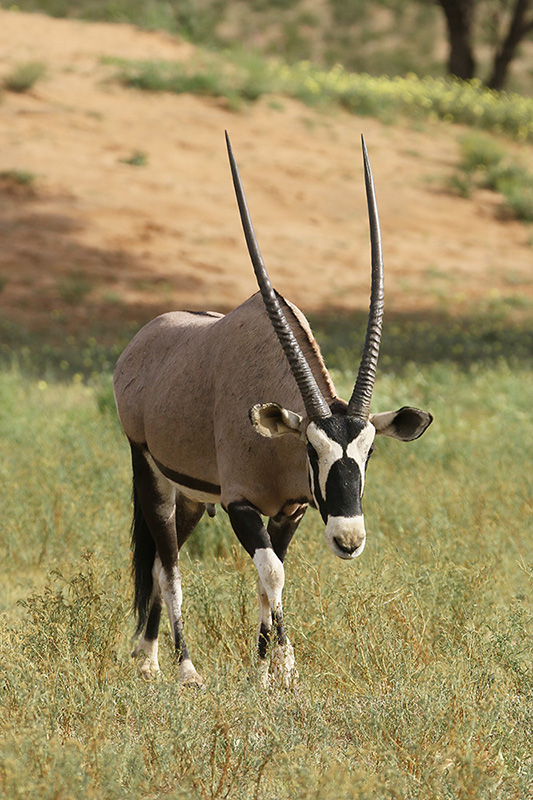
(0, 327), (531, 798)
(1, 7), (532, 794)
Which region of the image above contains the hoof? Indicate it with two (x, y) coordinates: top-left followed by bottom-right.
(253, 643), (298, 690)
(271, 642), (298, 690)
(138, 658), (161, 680)
(132, 640), (160, 680)
(179, 658), (204, 688)
(255, 658), (270, 690)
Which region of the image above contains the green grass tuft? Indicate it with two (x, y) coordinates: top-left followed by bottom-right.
(3, 60), (47, 92)
(56, 275), (93, 305)
(451, 132), (533, 222)
(119, 149), (149, 166)
(0, 168), (36, 186)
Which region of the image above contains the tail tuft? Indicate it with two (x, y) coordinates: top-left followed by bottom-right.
(131, 475), (156, 639)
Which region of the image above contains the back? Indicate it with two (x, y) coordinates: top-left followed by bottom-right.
(114, 294), (339, 512)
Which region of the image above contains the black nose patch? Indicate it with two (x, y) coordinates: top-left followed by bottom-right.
(325, 457), (363, 518)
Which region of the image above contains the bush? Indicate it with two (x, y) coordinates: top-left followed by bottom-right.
(451, 132), (533, 222)
(3, 61), (47, 92)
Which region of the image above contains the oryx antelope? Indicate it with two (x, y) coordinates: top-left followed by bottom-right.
(113, 133), (433, 688)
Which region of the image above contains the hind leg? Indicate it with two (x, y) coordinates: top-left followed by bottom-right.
(159, 492), (205, 684)
(131, 445), (204, 684)
(133, 574), (163, 677)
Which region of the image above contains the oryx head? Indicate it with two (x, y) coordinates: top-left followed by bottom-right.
(226, 132), (432, 560)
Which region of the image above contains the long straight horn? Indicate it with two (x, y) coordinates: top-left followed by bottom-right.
(347, 135), (385, 420)
(225, 131), (331, 420)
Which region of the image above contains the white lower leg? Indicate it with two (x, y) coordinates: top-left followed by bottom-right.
(154, 555), (202, 685)
(179, 659), (203, 685)
(271, 641), (296, 689)
(134, 637), (160, 677)
(256, 578), (272, 687)
(253, 549), (296, 688)
(253, 548), (284, 613)
(133, 565), (162, 677)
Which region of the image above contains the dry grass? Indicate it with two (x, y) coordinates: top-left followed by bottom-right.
(0, 346), (531, 798)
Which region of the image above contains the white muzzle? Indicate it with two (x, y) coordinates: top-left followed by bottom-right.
(325, 515), (366, 559)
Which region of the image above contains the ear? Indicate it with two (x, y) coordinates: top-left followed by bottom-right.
(249, 403), (306, 439)
(370, 406), (433, 442)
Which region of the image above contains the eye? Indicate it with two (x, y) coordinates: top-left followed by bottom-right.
(365, 444), (375, 465)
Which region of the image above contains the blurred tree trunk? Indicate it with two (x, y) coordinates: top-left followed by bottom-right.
(487, 0), (533, 89)
(435, 0), (533, 89)
(437, 0), (476, 80)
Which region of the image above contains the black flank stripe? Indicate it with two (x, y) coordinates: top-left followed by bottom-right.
(151, 454), (221, 495)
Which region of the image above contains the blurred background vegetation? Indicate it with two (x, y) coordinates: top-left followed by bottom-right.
(3, 0), (533, 93)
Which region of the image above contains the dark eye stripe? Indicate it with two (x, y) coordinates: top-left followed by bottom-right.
(307, 444), (327, 521)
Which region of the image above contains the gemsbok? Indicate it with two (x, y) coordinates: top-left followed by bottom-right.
(113, 133), (433, 688)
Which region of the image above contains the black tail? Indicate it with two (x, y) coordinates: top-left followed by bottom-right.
(130, 448), (157, 638)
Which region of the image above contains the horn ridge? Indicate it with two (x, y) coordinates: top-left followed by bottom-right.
(225, 131), (331, 420)
(347, 135), (385, 419)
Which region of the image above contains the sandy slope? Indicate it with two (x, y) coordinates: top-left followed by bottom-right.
(0, 9), (531, 338)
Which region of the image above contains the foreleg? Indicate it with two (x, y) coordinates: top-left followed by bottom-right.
(227, 500), (306, 688)
(266, 503), (307, 687)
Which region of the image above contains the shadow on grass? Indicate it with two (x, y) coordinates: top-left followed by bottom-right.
(0, 178), (218, 352)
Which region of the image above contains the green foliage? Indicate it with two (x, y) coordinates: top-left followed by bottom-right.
(0, 169), (36, 186)
(0, 0), (443, 85)
(500, 178), (533, 222)
(119, 149), (149, 166)
(459, 131), (507, 172)
(0, 0), (225, 42)
(311, 311), (533, 371)
(0, 332), (532, 797)
(3, 60), (47, 92)
(56, 275), (93, 305)
(107, 50), (281, 109)
(108, 52), (533, 142)
(0, 323), (132, 380)
(451, 132), (533, 222)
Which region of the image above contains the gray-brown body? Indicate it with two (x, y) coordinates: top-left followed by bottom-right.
(114, 292), (337, 517)
(113, 134), (433, 687)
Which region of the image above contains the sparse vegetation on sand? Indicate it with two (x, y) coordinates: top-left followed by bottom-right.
(450, 132), (533, 222)
(2, 60), (47, 93)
